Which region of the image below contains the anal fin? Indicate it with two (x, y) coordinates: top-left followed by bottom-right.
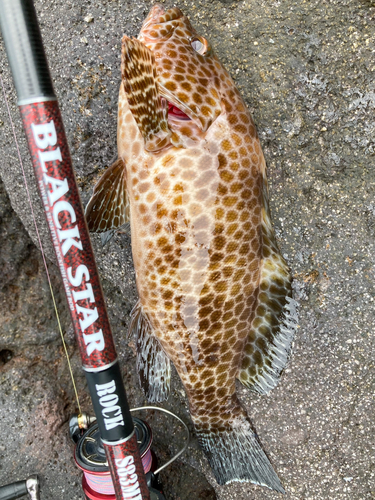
(238, 178), (298, 395)
(129, 301), (171, 402)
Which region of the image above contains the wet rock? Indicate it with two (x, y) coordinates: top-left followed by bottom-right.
(0, 179), (70, 353)
(1, 1), (375, 499)
(159, 461), (217, 500)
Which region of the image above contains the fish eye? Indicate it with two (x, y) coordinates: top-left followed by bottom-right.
(190, 36), (207, 55)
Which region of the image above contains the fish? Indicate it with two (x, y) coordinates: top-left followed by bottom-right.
(85, 4), (298, 493)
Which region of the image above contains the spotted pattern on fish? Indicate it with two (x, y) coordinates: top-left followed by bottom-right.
(86, 4), (298, 492)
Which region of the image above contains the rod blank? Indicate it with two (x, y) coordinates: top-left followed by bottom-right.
(0, 0), (55, 102)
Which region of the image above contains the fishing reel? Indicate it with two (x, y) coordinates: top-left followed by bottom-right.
(69, 407), (189, 500)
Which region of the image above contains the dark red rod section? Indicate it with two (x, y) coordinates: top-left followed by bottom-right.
(0, 0), (150, 498)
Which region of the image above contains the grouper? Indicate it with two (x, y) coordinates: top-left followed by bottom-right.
(86, 4), (298, 492)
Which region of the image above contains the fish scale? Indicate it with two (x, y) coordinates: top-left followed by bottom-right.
(86, 4), (298, 493)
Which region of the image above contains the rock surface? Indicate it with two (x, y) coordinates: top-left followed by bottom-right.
(0, 0), (374, 499)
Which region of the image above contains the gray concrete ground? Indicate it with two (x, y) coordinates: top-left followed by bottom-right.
(0, 0), (374, 499)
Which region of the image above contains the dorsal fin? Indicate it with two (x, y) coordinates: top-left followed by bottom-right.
(121, 36), (171, 152)
(237, 174), (298, 395)
(85, 158), (129, 233)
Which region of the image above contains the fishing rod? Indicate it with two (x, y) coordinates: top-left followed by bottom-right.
(0, 0), (188, 498)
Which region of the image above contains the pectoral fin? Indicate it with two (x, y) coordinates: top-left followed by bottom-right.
(129, 301), (171, 402)
(121, 36), (171, 152)
(238, 178), (298, 395)
(85, 158), (129, 233)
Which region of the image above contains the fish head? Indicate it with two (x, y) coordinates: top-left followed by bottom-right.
(137, 4), (224, 133)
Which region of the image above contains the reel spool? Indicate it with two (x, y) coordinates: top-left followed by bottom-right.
(75, 418), (155, 499)
(71, 407), (189, 500)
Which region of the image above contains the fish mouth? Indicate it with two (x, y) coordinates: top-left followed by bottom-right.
(140, 5), (184, 33)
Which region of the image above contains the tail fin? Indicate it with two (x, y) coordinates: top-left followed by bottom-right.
(195, 416), (285, 493)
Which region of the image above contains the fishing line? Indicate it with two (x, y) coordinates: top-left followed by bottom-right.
(1, 2), (152, 495)
(0, 73), (82, 414)
(130, 406), (190, 475)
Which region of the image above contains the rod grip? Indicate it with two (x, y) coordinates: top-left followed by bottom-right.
(0, 480), (28, 500)
(0, 0), (55, 102)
